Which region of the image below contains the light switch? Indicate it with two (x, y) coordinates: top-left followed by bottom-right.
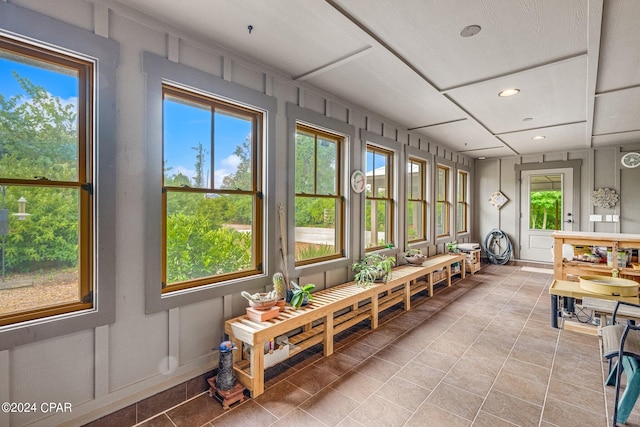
(606, 215), (613, 222)
(613, 215), (620, 222)
(589, 214), (602, 222)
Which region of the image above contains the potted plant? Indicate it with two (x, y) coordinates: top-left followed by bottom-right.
(352, 253), (395, 287)
(404, 248), (426, 265)
(446, 241), (458, 253)
(289, 281), (315, 309)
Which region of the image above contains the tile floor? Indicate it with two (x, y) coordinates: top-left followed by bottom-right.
(134, 264), (640, 427)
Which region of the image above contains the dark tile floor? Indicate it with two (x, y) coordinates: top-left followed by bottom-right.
(135, 264), (639, 427)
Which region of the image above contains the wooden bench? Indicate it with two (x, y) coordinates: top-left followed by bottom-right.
(224, 253), (465, 397)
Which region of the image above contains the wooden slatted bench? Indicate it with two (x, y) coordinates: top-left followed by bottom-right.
(224, 253), (465, 397)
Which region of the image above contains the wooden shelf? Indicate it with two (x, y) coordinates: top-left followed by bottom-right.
(225, 253), (466, 397)
(552, 231), (640, 283)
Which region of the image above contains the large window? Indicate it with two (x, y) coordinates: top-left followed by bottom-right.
(162, 85), (263, 292)
(407, 158), (427, 242)
(366, 145), (394, 250)
(0, 36), (93, 327)
(457, 170), (469, 233)
(294, 125), (344, 265)
(436, 165), (450, 238)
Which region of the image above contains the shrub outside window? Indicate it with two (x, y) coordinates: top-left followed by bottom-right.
(365, 145), (394, 250)
(294, 124), (344, 265)
(457, 170), (469, 233)
(162, 85), (263, 292)
(0, 36), (93, 326)
(407, 158), (427, 242)
(436, 165), (450, 238)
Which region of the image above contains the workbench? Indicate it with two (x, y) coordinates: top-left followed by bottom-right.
(549, 279), (639, 328)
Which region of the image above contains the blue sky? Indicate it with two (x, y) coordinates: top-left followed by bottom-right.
(163, 100), (250, 187)
(0, 56), (78, 103)
(1, 55), (246, 186)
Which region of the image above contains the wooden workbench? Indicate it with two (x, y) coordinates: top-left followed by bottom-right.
(549, 279), (639, 328)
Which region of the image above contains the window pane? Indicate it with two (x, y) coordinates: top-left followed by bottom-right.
(365, 199), (390, 248)
(165, 191), (254, 284)
(215, 110), (253, 191)
(438, 167), (447, 200)
(163, 95), (212, 189)
(294, 196), (339, 261)
(367, 150), (388, 197)
(407, 160), (422, 199)
(0, 185), (81, 317)
(316, 137), (337, 195)
(529, 173), (562, 230)
(457, 171), (467, 233)
(436, 201), (447, 236)
(295, 130), (315, 194)
(407, 200), (424, 241)
(457, 202), (465, 232)
(0, 50), (79, 181)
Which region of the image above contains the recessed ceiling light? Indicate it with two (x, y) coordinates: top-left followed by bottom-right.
(532, 135), (546, 140)
(460, 25), (481, 37)
(499, 88), (520, 97)
(478, 156), (486, 160)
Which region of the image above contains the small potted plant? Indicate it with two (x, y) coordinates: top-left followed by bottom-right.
(446, 241), (458, 253)
(289, 281), (315, 309)
(352, 253), (395, 287)
(404, 248), (426, 265)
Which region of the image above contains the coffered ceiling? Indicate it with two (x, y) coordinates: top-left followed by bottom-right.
(111, 0), (640, 158)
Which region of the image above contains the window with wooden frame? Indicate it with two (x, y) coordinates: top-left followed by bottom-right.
(436, 164), (451, 238)
(0, 36), (94, 326)
(407, 157), (428, 243)
(365, 145), (394, 250)
(162, 85), (263, 292)
(294, 124), (344, 265)
(457, 170), (469, 233)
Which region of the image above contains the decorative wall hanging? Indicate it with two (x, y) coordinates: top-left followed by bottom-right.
(592, 187), (619, 208)
(489, 190), (509, 209)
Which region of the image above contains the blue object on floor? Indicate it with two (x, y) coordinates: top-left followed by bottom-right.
(607, 355), (640, 424)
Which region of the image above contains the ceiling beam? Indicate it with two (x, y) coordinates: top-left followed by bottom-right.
(586, 0), (604, 148)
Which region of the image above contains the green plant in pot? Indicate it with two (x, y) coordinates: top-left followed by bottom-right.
(446, 241), (458, 253)
(289, 281), (315, 309)
(352, 253), (395, 287)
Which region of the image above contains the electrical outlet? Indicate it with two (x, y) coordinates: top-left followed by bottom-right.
(612, 215), (620, 222)
(605, 215), (613, 222)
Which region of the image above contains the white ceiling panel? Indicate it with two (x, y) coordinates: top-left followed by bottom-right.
(499, 122), (587, 155)
(331, 0), (587, 90)
(415, 119), (505, 153)
(465, 146), (516, 159)
(115, 0), (369, 77)
(445, 56), (588, 135)
(597, 0), (640, 92)
(593, 87), (640, 136)
(110, 0), (640, 158)
(305, 47), (464, 129)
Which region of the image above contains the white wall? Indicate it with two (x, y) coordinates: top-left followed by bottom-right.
(0, 1), (473, 426)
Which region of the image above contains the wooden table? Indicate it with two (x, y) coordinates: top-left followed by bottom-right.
(549, 279), (639, 328)
(225, 254), (466, 397)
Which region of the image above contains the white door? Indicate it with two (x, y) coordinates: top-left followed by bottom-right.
(520, 168), (573, 262)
